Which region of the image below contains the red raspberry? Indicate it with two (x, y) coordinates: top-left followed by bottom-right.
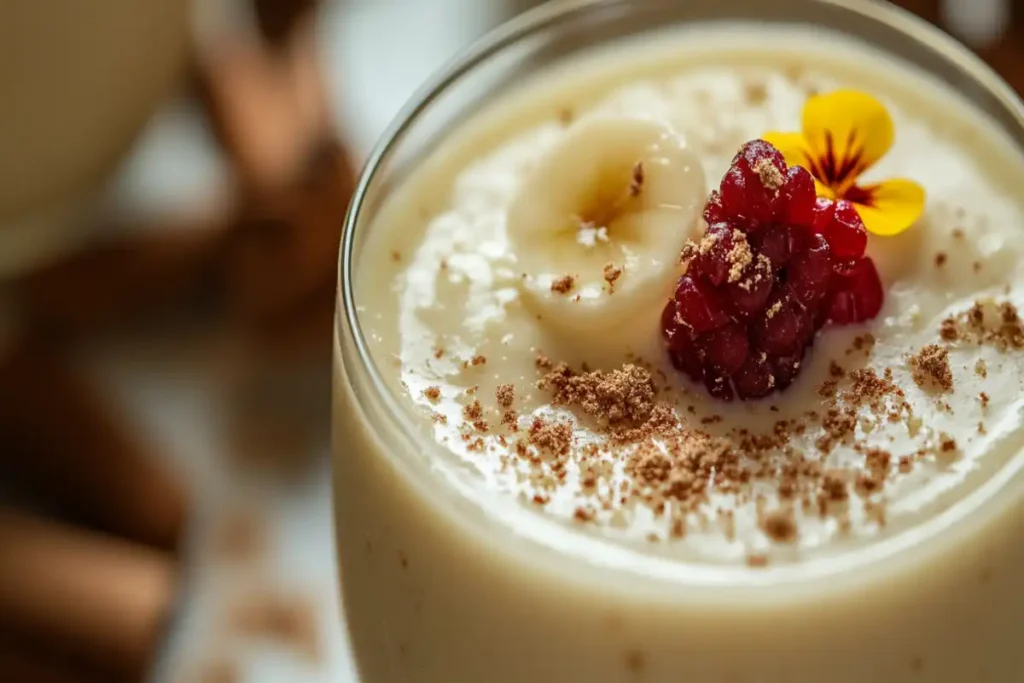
(723, 255), (773, 317)
(788, 233), (833, 306)
(826, 256), (884, 324)
(770, 348), (805, 391)
(674, 275), (731, 333)
(820, 199), (868, 260)
(698, 322), (750, 376)
(661, 139), (887, 401)
(811, 196), (835, 234)
(780, 166), (817, 228)
(750, 225), (798, 271)
(688, 223), (737, 286)
(703, 369), (735, 401)
(703, 190), (727, 225)
(719, 140), (787, 228)
(752, 290), (808, 356)
(732, 354), (775, 400)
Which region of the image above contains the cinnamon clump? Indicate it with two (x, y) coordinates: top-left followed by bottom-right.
(939, 433), (958, 454)
(856, 447), (892, 496)
(463, 400), (482, 421)
(537, 362), (673, 442)
(462, 399), (488, 433)
(495, 383), (515, 409)
(550, 275), (575, 294)
(909, 344), (953, 392)
(528, 417), (573, 456)
(816, 409), (856, 452)
(939, 317), (959, 341)
(603, 263), (623, 291)
(726, 231), (753, 284)
(760, 508), (797, 543)
(629, 162), (645, 197)
(754, 157), (784, 191)
(947, 299), (1024, 350)
(422, 386), (441, 402)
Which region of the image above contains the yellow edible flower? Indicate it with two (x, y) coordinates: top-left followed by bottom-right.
(764, 90), (925, 236)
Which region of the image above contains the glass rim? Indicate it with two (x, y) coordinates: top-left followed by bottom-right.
(336, 0), (1024, 589)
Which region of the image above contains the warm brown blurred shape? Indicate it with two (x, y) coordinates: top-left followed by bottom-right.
(891, 0), (1024, 92)
(0, 0), (346, 680)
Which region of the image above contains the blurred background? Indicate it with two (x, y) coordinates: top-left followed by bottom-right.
(0, 1), (1019, 682)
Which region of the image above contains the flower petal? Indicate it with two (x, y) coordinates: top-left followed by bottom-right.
(850, 179), (926, 237)
(761, 132), (810, 169)
(801, 91), (894, 192)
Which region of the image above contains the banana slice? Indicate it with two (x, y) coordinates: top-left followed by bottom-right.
(507, 116), (706, 335)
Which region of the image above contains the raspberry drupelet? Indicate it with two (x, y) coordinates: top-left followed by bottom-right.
(662, 139), (884, 400)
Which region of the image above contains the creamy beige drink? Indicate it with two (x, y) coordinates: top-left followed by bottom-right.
(333, 18), (1024, 683)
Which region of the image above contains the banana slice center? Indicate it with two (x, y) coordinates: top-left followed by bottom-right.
(506, 115), (706, 329)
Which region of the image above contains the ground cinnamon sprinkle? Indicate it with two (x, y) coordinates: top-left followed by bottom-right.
(463, 400), (482, 420)
(573, 506), (596, 523)
(939, 433), (958, 453)
(746, 553), (769, 568)
(726, 231), (753, 284)
(951, 299), (1024, 350)
(422, 386), (441, 402)
(538, 362), (658, 431)
(528, 417), (573, 456)
(940, 317), (959, 341)
(820, 470), (849, 505)
(864, 447), (891, 475)
(842, 367), (909, 417)
(909, 344), (953, 392)
(850, 333), (876, 355)
(754, 157), (784, 191)
(816, 409), (856, 452)
(446, 310), (1015, 546)
(501, 410), (518, 431)
(496, 383), (515, 408)
(603, 263), (623, 291)
(461, 399), (489, 433)
(760, 508), (797, 543)
(629, 162), (645, 197)
(551, 275), (575, 294)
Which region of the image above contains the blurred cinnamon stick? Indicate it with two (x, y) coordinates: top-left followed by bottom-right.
(221, 141), (354, 326)
(0, 641), (103, 683)
(0, 509), (177, 679)
(253, 0), (320, 47)
(194, 23), (332, 194)
(0, 342), (189, 551)
(249, 277), (335, 362)
(14, 220), (226, 340)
